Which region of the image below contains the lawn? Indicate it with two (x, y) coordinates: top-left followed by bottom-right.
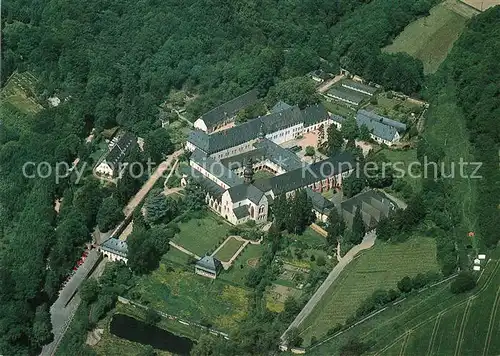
(253, 170), (275, 180)
(321, 99), (356, 118)
(281, 228), (330, 269)
(383, 1), (469, 74)
(172, 212), (231, 256)
(162, 246), (191, 266)
(220, 244), (265, 285)
(129, 264), (250, 331)
(299, 237), (439, 345)
(215, 237), (245, 262)
(307, 249), (500, 355)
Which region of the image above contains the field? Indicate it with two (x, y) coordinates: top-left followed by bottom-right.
(220, 243), (265, 285)
(307, 248), (500, 356)
(383, 1), (472, 74)
(172, 212), (231, 256)
(299, 237), (439, 345)
(214, 237), (245, 262)
(1, 71), (43, 114)
(379, 148), (421, 192)
(129, 264), (249, 330)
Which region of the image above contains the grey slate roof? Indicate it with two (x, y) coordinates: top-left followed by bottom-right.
(227, 183), (265, 204)
(301, 103), (329, 127)
(233, 205), (250, 219)
(271, 101), (292, 113)
(199, 89), (259, 129)
(341, 190), (393, 230)
(341, 79), (378, 95)
(188, 105), (303, 154)
(101, 238), (128, 257)
(254, 152), (355, 195)
(331, 114), (345, 124)
(305, 188), (334, 212)
(196, 255), (223, 273)
(357, 110), (407, 132)
(356, 110), (405, 142)
(104, 131), (136, 170)
(253, 139), (303, 171)
(190, 149), (243, 187)
(326, 87), (367, 106)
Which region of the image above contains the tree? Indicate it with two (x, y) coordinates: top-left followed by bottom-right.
(183, 180), (206, 211)
(285, 327), (303, 348)
(326, 125), (344, 155)
(141, 345), (157, 356)
(32, 305), (53, 347)
(190, 335), (218, 356)
(339, 338), (370, 356)
(376, 216), (394, 241)
(351, 207), (365, 245)
(397, 276), (413, 293)
(305, 146), (315, 157)
(97, 195), (124, 232)
(326, 208), (345, 246)
(266, 77), (320, 109)
(145, 189), (178, 224)
(145, 308), (161, 325)
(343, 173), (366, 198)
(359, 124), (371, 141)
(450, 272), (476, 294)
(341, 116), (359, 141)
(316, 255), (326, 266)
(80, 279), (100, 304)
(144, 128), (174, 163)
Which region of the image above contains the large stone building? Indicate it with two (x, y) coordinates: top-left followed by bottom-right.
(184, 101), (355, 225)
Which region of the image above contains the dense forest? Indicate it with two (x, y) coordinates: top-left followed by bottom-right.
(1, 0), (489, 354)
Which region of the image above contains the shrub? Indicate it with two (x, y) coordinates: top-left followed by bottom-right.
(450, 271), (476, 294)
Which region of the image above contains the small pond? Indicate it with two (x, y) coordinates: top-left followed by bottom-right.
(110, 314), (194, 355)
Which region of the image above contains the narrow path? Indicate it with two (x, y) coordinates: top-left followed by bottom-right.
(168, 241), (201, 260)
(399, 331), (411, 356)
(454, 298), (473, 356)
(310, 223), (327, 237)
(317, 74), (345, 93)
(281, 231), (376, 344)
(426, 313), (443, 356)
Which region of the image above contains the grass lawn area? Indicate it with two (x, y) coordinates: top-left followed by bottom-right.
(383, 1), (469, 74)
(253, 170), (275, 180)
(321, 99), (356, 118)
(379, 148), (421, 192)
(163, 246), (191, 266)
(130, 264), (250, 331)
(172, 212), (231, 256)
(299, 237), (439, 345)
(220, 244), (265, 285)
(215, 237), (245, 262)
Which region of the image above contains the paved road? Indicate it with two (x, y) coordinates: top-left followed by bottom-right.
(281, 231), (377, 344)
(40, 250), (102, 356)
(379, 189), (408, 210)
(317, 74), (344, 93)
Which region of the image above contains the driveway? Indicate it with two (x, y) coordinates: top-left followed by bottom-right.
(281, 230), (377, 344)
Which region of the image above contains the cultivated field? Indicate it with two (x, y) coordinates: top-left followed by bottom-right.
(172, 212), (230, 256)
(299, 237), (439, 345)
(383, 1), (472, 74)
(214, 237), (245, 262)
(130, 264), (249, 330)
(307, 249), (500, 356)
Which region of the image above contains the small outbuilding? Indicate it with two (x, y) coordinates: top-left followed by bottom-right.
(195, 255), (223, 279)
(473, 265), (481, 271)
(478, 254), (486, 260)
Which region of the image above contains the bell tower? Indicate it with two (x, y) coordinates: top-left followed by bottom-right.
(243, 158), (254, 184)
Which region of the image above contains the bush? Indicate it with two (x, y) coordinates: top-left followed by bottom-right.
(327, 323), (343, 336)
(316, 255), (326, 267)
(450, 271), (476, 294)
